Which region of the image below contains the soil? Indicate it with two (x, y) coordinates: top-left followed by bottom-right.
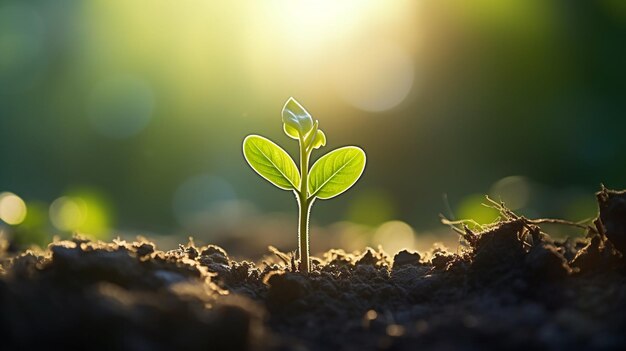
(1, 187), (626, 351)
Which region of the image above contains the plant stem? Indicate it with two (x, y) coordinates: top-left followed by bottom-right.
(298, 138), (311, 273)
(298, 195), (313, 273)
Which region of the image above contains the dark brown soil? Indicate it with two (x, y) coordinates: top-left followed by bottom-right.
(1, 188), (626, 351)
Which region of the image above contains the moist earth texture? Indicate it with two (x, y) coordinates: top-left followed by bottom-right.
(1, 188), (625, 351)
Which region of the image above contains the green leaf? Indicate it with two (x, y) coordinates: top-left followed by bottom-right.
(308, 146), (366, 199)
(311, 129), (326, 149)
(243, 135), (300, 190)
(282, 97), (313, 136)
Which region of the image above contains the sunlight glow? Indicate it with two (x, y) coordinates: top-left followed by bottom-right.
(267, 0), (377, 47)
(245, 0), (419, 112)
(81, 0), (419, 119)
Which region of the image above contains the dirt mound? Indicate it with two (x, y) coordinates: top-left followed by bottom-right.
(1, 188), (625, 350)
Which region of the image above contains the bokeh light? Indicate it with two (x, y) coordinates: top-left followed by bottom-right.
(489, 176), (531, 210)
(456, 194), (499, 226)
(372, 220), (415, 254)
(49, 190), (111, 238)
(49, 196), (87, 231)
(333, 40), (415, 112)
(0, 192), (27, 225)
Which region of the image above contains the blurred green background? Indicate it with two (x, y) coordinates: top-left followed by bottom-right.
(1, 0), (625, 257)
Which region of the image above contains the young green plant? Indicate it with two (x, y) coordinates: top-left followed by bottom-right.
(243, 97), (366, 273)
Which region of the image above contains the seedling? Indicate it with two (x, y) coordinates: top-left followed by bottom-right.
(243, 97), (366, 273)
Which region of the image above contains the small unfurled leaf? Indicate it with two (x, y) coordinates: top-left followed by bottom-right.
(243, 135), (300, 190)
(282, 97), (313, 136)
(311, 130), (326, 149)
(308, 146), (366, 199)
(303, 120), (319, 147)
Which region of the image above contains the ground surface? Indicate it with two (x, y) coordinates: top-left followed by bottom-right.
(1, 188), (625, 351)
